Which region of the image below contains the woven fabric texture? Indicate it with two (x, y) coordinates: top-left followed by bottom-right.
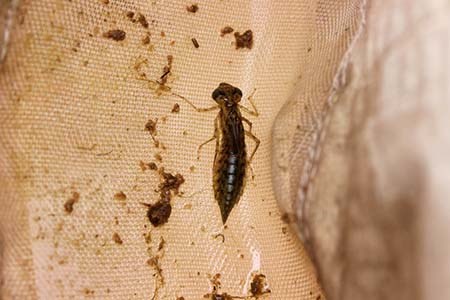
(0, 0), (363, 299)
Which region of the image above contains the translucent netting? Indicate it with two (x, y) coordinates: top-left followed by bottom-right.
(0, 0), (363, 299)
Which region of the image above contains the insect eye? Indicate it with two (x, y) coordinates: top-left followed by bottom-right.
(234, 88), (243, 98)
(212, 88), (225, 100)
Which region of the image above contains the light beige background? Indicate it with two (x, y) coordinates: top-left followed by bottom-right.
(0, 0), (364, 299)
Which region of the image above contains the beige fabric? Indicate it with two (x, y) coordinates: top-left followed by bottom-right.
(0, 0), (364, 299)
(295, 0), (450, 300)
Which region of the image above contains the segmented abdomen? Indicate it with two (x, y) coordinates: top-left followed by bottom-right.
(213, 138), (246, 224)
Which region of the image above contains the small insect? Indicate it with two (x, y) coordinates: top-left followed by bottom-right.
(175, 83), (260, 223)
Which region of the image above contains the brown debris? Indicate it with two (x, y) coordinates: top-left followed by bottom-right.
(191, 38), (200, 48)
(154, 153), (163, 162)
(114, 191), (127, 201)
(220, 26), (234, 37)
(137, 14), (149, 28)
(103, 29), (126, 41)
(140, 161), (158, 171)
(250, 273), (271, 297)
(157, 237), (166, 251)
(83, 288), (95, 296)
(142, 33), (151, 45)
(146, 201), (172, 227)
(159, 55), (173, 85)
(204, 293), (233, 300)
(145, 118), (158, 142)
(234, 30), (253, 49)
(147, 256), (163, 278)
(112, 232), (123, 245)
(186, 4), (199, 13)
(64, 192), (80, 213)
(203, 274), (235, 300)
(171, 103), (180, 113)
(142, 168), (185, 227)
(159, 168), (185, 196)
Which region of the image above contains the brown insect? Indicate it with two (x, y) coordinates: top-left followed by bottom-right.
(175, 83), (260, 223)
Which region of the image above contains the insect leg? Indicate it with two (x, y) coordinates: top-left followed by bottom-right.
(238, 88), (259, 116)
(172, 92), (220, 112)
(197, 115), (219, 160)
(245, 130), (260, 163)
(241, 116), (253, 132)
(197, 137), (215, 160)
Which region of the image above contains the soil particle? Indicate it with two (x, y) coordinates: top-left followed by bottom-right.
(147, 256), (163, 277)
(186, 4), (199, 13)
(220, 26), (234, 37)
(112, 232), (123, 245)
(159, 169), (184, 195)
(171, 103), (180, 113)
(154, 153), (163, 162)
(250, 273), (271, 297)
(142, 33), (151, 45)
(234, 30), (253, 49)
(64, 192), (80, 213)
(137, 14), (149, 28)
(140, 161), (158, 171)
(145, 118), (158, 142)
(142, 168), (185, 227)
(146, 201), (172, 227)
(103, 29), (126, 41)
(203, 293), (233, 300)
(114, 191), (127, 201)
(191, 38), (200, 48)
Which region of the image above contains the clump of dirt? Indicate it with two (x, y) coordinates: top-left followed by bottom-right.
(186, 4), (199, 13)
(142, 33), (151, 45)
(249, 273), (271, 297)
(114, 191), (127, 201)
(103, 29), (126, 41)
(159, 168), (185, 196)
(146, 201), (172, 226)
(137, 14), (149, 28)
(112, 232), (123, 245)
(203, 272), (270, 299)
(126, 11), (149, 29)
(203, 273), (235, 299)
(220, 26), (234, 37)
(140, 161), (158, 171)
(234, 30), (253, 49)
(204, 293), (233, 300)
(142, 168), (185, 227)
(171, 103), (180, 113)
(145, 118), (159, 146)
(64, 192), (80, 213)
(126, 11), (135, 20)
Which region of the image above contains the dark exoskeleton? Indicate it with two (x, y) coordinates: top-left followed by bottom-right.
(176, 83), (260, 223)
